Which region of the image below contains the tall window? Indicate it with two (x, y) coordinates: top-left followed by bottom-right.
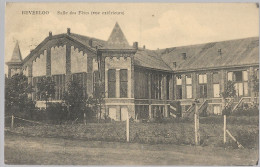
(199, 74), (207, 98)
(176, 75), (182, 99)
(71, 72), (87, 98)
(93, 71), (100, 97)
(151, 73), (162, 99)
(108, 69), (116, 98)
(186, 74), (192, 99)
(120, 69), (128, 98)
(166, 75), (170, 100)
(213, 72), (220, 97)
(231, 71), (248, 97)
(53, 74), (66, 100)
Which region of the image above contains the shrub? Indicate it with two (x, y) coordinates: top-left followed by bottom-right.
(46, 103), (68, 124)
(232, 103), (259, 116)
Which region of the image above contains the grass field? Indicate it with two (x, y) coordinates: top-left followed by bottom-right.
(4, 132), (258, 165)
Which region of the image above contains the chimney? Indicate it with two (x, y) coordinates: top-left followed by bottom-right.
(182, 53), (187, 60)
(218, 48), (222, 56)
(67, 28), (71, 35)
(49, 31), (52, 38)
(89, 39), (93, 47)
(143, 45), (146, 49)
(172, 62), (177, 69)
(133, 42), (138, 49)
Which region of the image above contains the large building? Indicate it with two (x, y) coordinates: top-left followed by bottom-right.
(6, 22), (259, 120)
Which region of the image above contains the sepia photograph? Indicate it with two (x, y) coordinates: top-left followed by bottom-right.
(3, 2), (259, 165)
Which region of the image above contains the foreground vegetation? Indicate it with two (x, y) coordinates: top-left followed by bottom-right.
(6, 115), (258, 149)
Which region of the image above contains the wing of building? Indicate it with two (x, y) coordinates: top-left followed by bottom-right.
(6, 23), (259, 120)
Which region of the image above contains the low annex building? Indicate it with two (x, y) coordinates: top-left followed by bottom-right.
(6, 22), (259, 120)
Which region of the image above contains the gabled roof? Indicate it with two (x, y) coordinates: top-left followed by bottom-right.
(69, 33), (106, 48)
(160, 37), (259, 72)
(9, 41), (23, 63)
(102, 22), (133, 49)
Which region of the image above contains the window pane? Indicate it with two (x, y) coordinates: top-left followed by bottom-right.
(108, 69), (116, 82)
(244, 82), (248, 96)
(204, 85), (207, 98)
(108, 81), (116, 98)
(120, 69), (128, 82)
(234, 71), (242, 82)
(228, 72), (233, 81)
(120, 82), (128, 98)
(238, 83), (243, 96)
(213, 84), (220, 97)
(186, 75), (192, 85)
(243, 71), (248, 81)
(203, 74), (207, 83)
(176, 76), (182, 85)
(199, 74), (207, 84)
(176, 85), (182, 99)
(199, 74), (203, 84)
(186, 85), (192, 99)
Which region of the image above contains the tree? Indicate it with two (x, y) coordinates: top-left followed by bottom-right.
(93, 81), (105, 123)
(63, 77), (88, 120)
(252, 75), (259, 98)
(221, 80), (236, 115)
(36, 76), (55, 109)
(5, 73), (34, 116)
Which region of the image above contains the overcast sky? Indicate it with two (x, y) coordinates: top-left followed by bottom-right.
(5, 3), (259, 72)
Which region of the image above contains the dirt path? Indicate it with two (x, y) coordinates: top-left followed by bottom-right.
(4, 133), (258, 165)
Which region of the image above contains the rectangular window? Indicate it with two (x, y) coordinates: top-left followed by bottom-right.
(234, 71), (242, 82)
(243, 82), (248, 96)
(213, 105), (221, 115)
(93, 71), (100, 97)
(242, 71), (248, 81)
(176, 75), (182, 85)
(120, 69), (128, 98)
(108, 69), (116, 98)
(213, 84), (220, 97)
(176, 85), (182, 99)
(186, 85), (192, 99)
(186, 75), (192, 85)
(228, 72), (233, 81)
(235, 83), (243, 96)
(166, 75), (170, 100)
(199, 74), (207, 84)
(199, 85), (207, 98)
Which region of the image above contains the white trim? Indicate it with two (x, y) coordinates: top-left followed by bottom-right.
(105, 103), (135, 106)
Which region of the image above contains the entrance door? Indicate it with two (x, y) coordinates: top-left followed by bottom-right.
(121, 107), (128, 121)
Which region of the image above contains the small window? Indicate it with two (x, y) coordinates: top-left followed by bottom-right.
(228, 72), (233, 81)
(176, 75), (182, 85)
(242, 71), (248, 81)
(176, 85), (182, 99)
(234, 71), (242, 82)
(186, 85), (192, 99)
(120, 69), (128, 98)
(213, 84), (220, 97)
(186, 74), (192, 85)
(108, 69), (116, 98)
(199, 74), (207, 84)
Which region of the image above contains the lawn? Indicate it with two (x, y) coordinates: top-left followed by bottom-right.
(4, 132), (258, 165)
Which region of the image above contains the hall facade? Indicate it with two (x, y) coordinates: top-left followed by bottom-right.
(6, 23), (259, 120)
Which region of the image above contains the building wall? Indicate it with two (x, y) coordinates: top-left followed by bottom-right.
(32, 50), (47, 77)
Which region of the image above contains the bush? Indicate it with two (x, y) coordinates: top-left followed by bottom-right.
(232, 103), (259, 116)
(46, 103), (68, 124)
(235, 130), (259, 149)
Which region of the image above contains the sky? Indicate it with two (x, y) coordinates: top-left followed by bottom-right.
(5, 3), (259, 72)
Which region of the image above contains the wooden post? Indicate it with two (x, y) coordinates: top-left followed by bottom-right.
(126, 112), (130, 142)
(11, 114), (14, 129)
(194, 103), (200, 145)
(224, 115), (226, 144)
(84, 113), (86, 125)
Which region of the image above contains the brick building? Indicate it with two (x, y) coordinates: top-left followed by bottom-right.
(6, 22), (259, 120)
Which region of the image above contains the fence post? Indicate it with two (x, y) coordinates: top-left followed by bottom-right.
(224, 115), (226, 144)
(11, 114), (14, 129)
(84, 113), (86, 125)
(126, 112), (130, 142)
(194, 104), (200, 145)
